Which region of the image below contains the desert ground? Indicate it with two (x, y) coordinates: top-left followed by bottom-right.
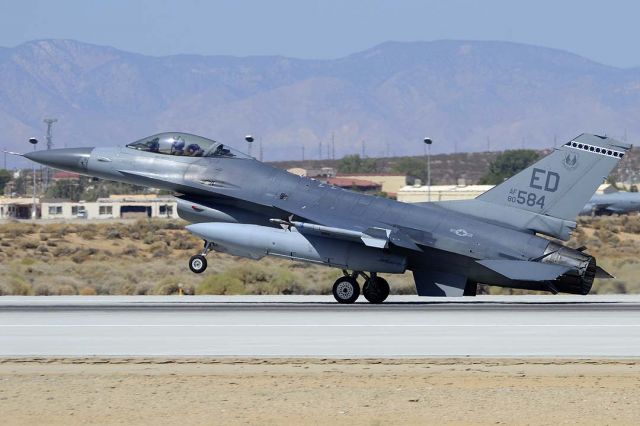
(1, 215), (640, 296)
(0, 358), (638, 425)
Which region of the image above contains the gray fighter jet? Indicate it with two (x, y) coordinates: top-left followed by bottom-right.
(22, 132), (629, 303)
(580, 191), (640, 216)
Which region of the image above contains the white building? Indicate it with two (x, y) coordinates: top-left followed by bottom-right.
(40, 194), (178, 220)
(397, 184), (495, 203)
(397, 182), (617, 204)
(0, 194), (179, 220)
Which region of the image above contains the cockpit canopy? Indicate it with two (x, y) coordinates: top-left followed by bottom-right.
(126, 133), (251, 159)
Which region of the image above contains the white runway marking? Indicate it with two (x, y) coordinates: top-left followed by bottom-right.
(1, 324), (639, 328)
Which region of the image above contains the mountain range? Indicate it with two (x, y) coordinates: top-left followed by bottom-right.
(1, 39), (638, 162)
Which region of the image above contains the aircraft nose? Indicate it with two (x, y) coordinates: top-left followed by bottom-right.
(23, 147), (94, 173)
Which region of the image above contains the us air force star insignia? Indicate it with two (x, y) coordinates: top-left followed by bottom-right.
(450, 228), (473, 238)
(562, 153), (578, 170)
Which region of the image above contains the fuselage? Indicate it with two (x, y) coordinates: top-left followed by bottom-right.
(23, 133), (598, 295)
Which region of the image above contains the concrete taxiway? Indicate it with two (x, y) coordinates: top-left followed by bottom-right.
(1, 295), (639, 357)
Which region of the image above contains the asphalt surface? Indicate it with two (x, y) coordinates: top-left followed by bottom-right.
(1, 295), (639, 357)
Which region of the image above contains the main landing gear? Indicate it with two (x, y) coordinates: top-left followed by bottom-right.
(332, 271), (390, 304)
(189, 241), (213, 274)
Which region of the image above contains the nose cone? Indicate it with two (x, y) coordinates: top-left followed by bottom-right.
(24, 147), (93, 173)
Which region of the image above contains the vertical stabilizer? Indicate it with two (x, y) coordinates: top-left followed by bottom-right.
(477, 134), (631, 221)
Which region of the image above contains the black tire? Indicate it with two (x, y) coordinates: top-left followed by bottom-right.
(332, 277), (360, 304)
(189, 254), (208, 274)
(363, 276), (390, 304)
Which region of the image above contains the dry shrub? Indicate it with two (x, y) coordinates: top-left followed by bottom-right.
(57, 284), (78, 295)
(79, 286), (97, 296)
(34, 284), (54, 296)
(148, 241), (170, 257)
(106, 227), (123, 239)
(142, 233), (155, 244)
(20, 240), (39, 250)
(173, 236), (198, 250)
(2, 223), (36, 238)
(78, 228), (97, 240)
(134, 283), (154, 295)
(197, 273), (246, 295)
(0, 277), (32, 295)
(71, 248), (98, 264)
(122, 245), (138, 256)
(52, 246), (78, 257)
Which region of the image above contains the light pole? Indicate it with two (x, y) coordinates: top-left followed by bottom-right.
(423, 138), (432, 202)
(28, 137), (38, 219)
(245, 135), (254, 157)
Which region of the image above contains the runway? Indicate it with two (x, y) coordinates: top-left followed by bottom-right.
(1, 295), (639, 357)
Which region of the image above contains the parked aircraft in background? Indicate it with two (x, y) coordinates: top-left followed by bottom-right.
(580, 191), (640, 216)
(21, 133), (629, 303)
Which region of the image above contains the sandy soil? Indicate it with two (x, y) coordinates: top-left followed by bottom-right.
(0, 359), (638, 425)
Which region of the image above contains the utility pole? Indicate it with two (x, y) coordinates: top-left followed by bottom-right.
(331, 132), (335, 160)
(319, 141), (322, 160)
(43, 118), (57, 190)
(301, 146), (305, 161)
(486, 136), (491, 152)
(361, 140), (365, 158)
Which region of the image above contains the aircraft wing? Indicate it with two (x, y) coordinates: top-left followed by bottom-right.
(477, 259), (572, 281)
(271, 217), (422, 251)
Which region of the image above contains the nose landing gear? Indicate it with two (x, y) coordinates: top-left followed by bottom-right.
(332, 271), (390, 304)
(189, 241), (213, 274)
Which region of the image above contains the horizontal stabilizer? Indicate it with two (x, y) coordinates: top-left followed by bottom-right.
(477, 259), (571, 281)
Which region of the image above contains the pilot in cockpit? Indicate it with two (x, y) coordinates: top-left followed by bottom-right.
(186, 143), (204, 156)
(170, 136), (186, 155)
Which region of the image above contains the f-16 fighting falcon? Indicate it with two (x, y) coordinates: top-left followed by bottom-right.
(21, 132), (630, 303)
(580, 191), (640, 216)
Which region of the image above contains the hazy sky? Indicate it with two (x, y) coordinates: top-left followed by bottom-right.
(1, 0), (639, 67)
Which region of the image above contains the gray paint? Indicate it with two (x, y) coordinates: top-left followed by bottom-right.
(23, 132), (631, 299)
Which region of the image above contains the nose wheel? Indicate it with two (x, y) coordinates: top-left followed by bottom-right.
(189, 255), (207, 273)
(189, 241), (213, 274)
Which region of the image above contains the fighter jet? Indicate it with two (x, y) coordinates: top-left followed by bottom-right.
(21, 132), (629, 303)
(580, 191), (640, 216)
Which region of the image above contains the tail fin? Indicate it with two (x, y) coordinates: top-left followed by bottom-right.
(477, 134), (631, 221)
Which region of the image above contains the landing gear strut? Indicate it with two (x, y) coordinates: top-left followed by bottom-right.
(332, 271), (391, 304)
(189, 241), (213, 274)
